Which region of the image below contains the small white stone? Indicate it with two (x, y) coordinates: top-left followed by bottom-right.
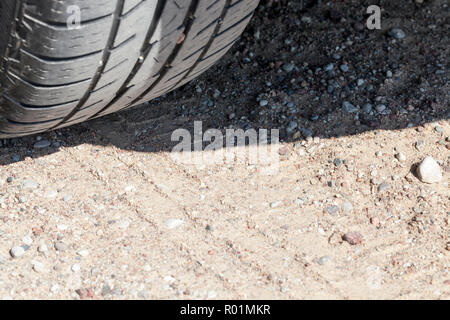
(38, 244), (48, 253)
(44, 190), (58, 199)
(77, 249), (89, 257)
(117, 219), (130, 229)
(57, 224), (68, 231)
(71, 263), (81, 273)
(164, 219), (184, 229)
(32, 261), (45, 273)
(10, 246), (25, 258)
(270, 201), (282, 208)
(395, 152), (406, 162)
(259, 99), (268, 107)
(417, 156), (442, 184)
(22, 180), (38, 190)
(22, 235), (33, 246)
(163, 275), (176, 282)
(341, 201), (353, 212)
(50, 284), (60, 293)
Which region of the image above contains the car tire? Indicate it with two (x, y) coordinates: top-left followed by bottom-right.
(0, 0), (259, 137)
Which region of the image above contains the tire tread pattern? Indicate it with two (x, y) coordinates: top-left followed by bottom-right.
(0, 0), (259, 137)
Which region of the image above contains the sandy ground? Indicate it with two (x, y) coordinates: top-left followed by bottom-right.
(0, 0), (449, 299)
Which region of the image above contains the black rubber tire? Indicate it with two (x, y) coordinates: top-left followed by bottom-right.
(0, 0), (259, 138)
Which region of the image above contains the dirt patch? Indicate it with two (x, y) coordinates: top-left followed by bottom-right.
(0, 0), (448, 299)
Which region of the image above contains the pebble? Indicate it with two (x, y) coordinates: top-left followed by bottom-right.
(54, 242), (67, 252)
(38, 244), (48, 253)
(317, 256), (332, 265)
(340, 64), (349, 72)
(77, 249), (89, 257)
(416, 156), (442, 184)
(213, 89), (221, 98)
(434, 126), (443, 134)
(286, 121), (298, 133)
(50, 284), (60, 294)
(389, 28), (406, 39)
(71, 264), (81, 273)
(33, 140), (51, 149)
(32, 261), (45, 273)
(362, 103), (372, 114)
(395, 152), (406, 162)
(164, 219), (184, 229)
(375, 104), (386, 113)
(102, 285), (111, 296)
(342, 101), (359, 113)
(324, 63), (334, 71)
(44, 190), (58, 199)
(415, 140), (425, 151)
(301, 16), (312, 24)
(22, 180), (38, 190)
(163, 275), (176, 282)
(282, 63), (295, 72)
(342, 232), (363, 245)
(341, 201), (353, 212)
(10, 246), (25, 258)
(377, 182), (391, 192)
(259, 99), (268, 107)
(117, 219), (130, 230)
(270, 201), (282, 208)
(324, 205), (339, 216)
(333, 158), (342, 167)
(301, 128), (313, 138)
(22, 235), (33, 246)
(370, 217), (381, 226)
